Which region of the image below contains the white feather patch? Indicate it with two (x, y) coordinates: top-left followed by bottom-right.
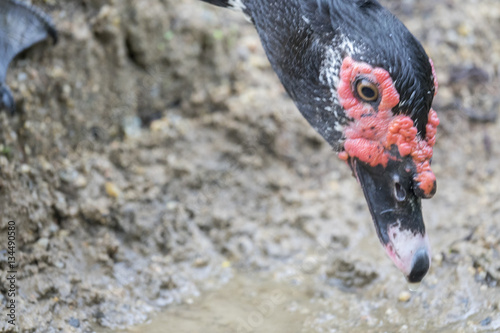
(227, 0), (251, 21)
(317, 34), (367, 144)
(228, 0), (246, 11)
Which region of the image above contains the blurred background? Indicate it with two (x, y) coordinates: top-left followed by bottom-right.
(0, 0), (499, 332)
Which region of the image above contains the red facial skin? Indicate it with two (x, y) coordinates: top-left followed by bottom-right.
(337, 57), (439, 198)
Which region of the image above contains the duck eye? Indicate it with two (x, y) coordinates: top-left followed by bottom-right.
(356, 79), (379, 102)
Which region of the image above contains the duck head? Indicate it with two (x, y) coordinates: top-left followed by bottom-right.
(199, 0), (440, 282)
(299, 0), (439, 282)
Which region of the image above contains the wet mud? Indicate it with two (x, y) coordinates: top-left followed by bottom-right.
(0, 0), (499, 332)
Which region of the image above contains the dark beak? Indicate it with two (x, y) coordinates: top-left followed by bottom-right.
(350, 156), (432, 283)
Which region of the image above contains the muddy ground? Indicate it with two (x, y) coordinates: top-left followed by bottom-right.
(0, 0), (499, 332)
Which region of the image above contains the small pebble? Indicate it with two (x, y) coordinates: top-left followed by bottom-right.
(68, 317), (80, 328)
(105, 182), (121, 198)
(300, 308), (310, 315)
(301, 256), (319, 274)
(480, 317), (492, 326)
(74, 175), (88, 188)
(20, 164), (31, 174)
(62, 84), (72, 96)
(150, 117), (170, 132)
(36, 238), (49, 251)
(54, 261), (65, 269)
(50, 66), (65, 78)
(398, 291), (412, 302)
(193, 257), (209, 268)
(17, 72), (27, 81)
(166, 201), (178, 210)
(433, 253), (443, 266)
(457, 23), (470, 36)
(122, 116), (142, 138)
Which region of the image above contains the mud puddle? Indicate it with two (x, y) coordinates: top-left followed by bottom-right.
(105, 216), (500, 333)
(108, 262), (500, 333)
(112, 271), (311, 333)
(108, 268), (385, 333)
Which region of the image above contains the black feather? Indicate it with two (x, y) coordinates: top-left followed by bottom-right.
(200, 0), (435, 144)
(199, 0), (233, 8)
(0, 0), (57, 113)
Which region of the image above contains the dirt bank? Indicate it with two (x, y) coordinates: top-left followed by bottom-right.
(0, 0), (499, 332)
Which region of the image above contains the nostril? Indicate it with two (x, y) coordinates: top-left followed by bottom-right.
(408, 249), (430, 283)
(394, 182), (406, 202)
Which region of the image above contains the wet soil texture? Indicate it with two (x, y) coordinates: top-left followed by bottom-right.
(0, 0), (499, 332)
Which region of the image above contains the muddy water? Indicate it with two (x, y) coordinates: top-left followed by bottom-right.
(113, 262), (500, 333)
(113, 272), (381, 333)
(116, 272), (310, 333)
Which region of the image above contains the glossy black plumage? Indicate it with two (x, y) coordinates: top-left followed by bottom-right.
(201, 0), (435, 146)
(0, 0), (57, 112)
(243, 0), (347, 148)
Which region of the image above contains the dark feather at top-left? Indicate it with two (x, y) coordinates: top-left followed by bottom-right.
(0, 0), (57, 113)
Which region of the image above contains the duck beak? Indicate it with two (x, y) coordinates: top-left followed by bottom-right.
(349, 157), (431, 283)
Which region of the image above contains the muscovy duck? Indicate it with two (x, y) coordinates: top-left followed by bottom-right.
(0, 0), (57, 112)
(198, 0), (439, 283)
